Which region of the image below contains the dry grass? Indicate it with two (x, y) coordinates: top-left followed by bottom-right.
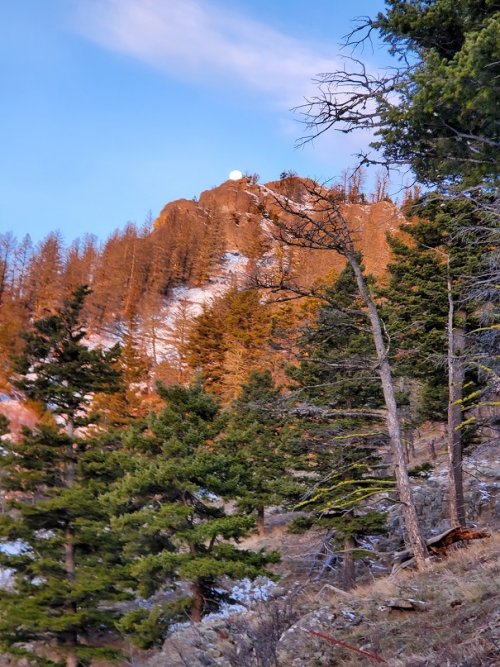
(298, 533), (500, 666)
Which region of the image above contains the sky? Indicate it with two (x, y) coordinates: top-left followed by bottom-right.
(0, 0), (393, 245)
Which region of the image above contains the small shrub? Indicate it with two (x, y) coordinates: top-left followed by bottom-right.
(409, 461), (434, 478)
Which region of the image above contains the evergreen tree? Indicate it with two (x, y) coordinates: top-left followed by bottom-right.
(373, 0), (498, 186)
(383, 224), (448, 420)
(301, 1), (498, 187)
(384, 198), (487, 526)
(0, 286), (128, 667)
(186, 287), (272, 399)
(220, 370), (302, 536)
(92, 316), (151, 428)
(258, 181), (429, 566)
(12, 285), (121, 431)
(185, 302), (227, 392)
(296, 0), (498, 532)
(288, 267), (392, 588)
(288, 266), (383, 410)
(108, 382), (278, 647)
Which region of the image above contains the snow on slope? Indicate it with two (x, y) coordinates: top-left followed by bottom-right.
(89, 251), (250, 365)
(147, 251), (249, 363)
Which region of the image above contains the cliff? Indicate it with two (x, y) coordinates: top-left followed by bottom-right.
(154, 176), (406, 285)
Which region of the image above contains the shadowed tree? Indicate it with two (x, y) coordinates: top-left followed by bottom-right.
(107, 382), (278, 647)
(287, 266), (392, 588)
(0, 286), (125, 667)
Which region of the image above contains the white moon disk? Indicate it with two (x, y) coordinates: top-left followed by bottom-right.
(229, 169), (243, 181)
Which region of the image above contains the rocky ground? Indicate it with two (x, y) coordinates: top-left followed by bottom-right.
(1, 429), (498, 666)
(138, 432), (500, 667)
(143, 532), (499, 667)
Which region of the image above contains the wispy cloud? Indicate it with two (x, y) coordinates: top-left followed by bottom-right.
(73, 0), (341, 106)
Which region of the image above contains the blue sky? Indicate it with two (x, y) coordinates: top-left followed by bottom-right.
(0, 1), (392, 244)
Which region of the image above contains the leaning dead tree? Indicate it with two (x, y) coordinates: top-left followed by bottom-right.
(256, 181), (429, 569)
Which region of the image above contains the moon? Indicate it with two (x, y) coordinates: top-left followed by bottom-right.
(229, 169), (243, 181)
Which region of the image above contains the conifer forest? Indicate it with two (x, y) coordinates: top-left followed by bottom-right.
(0, 2), (498, 665)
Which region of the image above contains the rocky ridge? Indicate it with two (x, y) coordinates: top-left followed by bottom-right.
(154, 176), (405, 284)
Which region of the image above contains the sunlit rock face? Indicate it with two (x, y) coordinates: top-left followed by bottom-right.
(154, 176), (407, 287)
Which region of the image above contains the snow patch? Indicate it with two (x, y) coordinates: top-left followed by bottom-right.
(0, 541), (27, 556)
(477, 482), (491, 503)
(86, 251), (250, 364)
(204, 577), (278, 621)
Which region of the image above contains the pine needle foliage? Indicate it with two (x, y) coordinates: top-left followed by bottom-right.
(108, 382), (278, 648)
(287, 267), (392, 585)
(0, 286), (130, 666)
(218, 370), (304, 534)
(383, 197), (486, 422)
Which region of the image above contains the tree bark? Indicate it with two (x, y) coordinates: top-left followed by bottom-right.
(342, 534), (356, 590)
(257, 505), (265, 537)
(350, 258), (429, 569)
(429, 439), (437, 460)
(191, 580), (204, 623)
(64, 419), (79, 666)
(447, 272), (466, 526)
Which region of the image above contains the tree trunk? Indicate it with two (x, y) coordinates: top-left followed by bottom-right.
(191, 580), (204, 623)
(257, 505), (265, 537)
(65, 651), (78, 667)
(447, 272), (466, 527)
(429, 439), (437, 460)
(407, 428), (416, 459)
(350, 259), (429, 569)
(342, 534), (356, 590)
(64, 419), (79, 664)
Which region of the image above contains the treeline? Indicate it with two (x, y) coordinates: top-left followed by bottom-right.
(0, 212), (226, 381)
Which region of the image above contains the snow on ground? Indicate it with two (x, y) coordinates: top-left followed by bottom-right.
(85, 251), (250, 365)
(0, 542), (29, 590)
(140, 251), (250, 363)
(208, 576), (278, 619)
(87, 330), (121, 350)
(0, 541), (27, 556)
(170, 577), (279, 631)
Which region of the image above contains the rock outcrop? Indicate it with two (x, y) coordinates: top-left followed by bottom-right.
(154, 176), (406, 286)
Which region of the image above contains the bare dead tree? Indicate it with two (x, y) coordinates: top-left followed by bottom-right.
(254, 182), (429, 569)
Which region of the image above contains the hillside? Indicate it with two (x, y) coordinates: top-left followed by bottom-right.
(146, 532), (499, 667)
(0, 178), (498, 666)
(0, 175), (406, 396)
(154, 176), (405, 284)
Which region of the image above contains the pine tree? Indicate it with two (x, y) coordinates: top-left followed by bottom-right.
(384, 198), (486, 526)
(108, 382), (278, 647)
(300, 1), (498, 187)
(185, 302), (228, 391)
(287, 266), (392, 588)
(185, 287), (272, 399)
(258, 182), (429, 568)
(0, 285), (127, 667)
(12, 285), (121, 429)
(92, 316), (151, 428)
(220, 370), (302, 536)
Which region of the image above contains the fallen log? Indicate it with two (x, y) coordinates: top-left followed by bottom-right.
(393, 527), (490, 566)
(304, 629), (387, 664)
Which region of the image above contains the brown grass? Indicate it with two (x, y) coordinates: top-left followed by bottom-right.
(300, 533), (500, 666)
